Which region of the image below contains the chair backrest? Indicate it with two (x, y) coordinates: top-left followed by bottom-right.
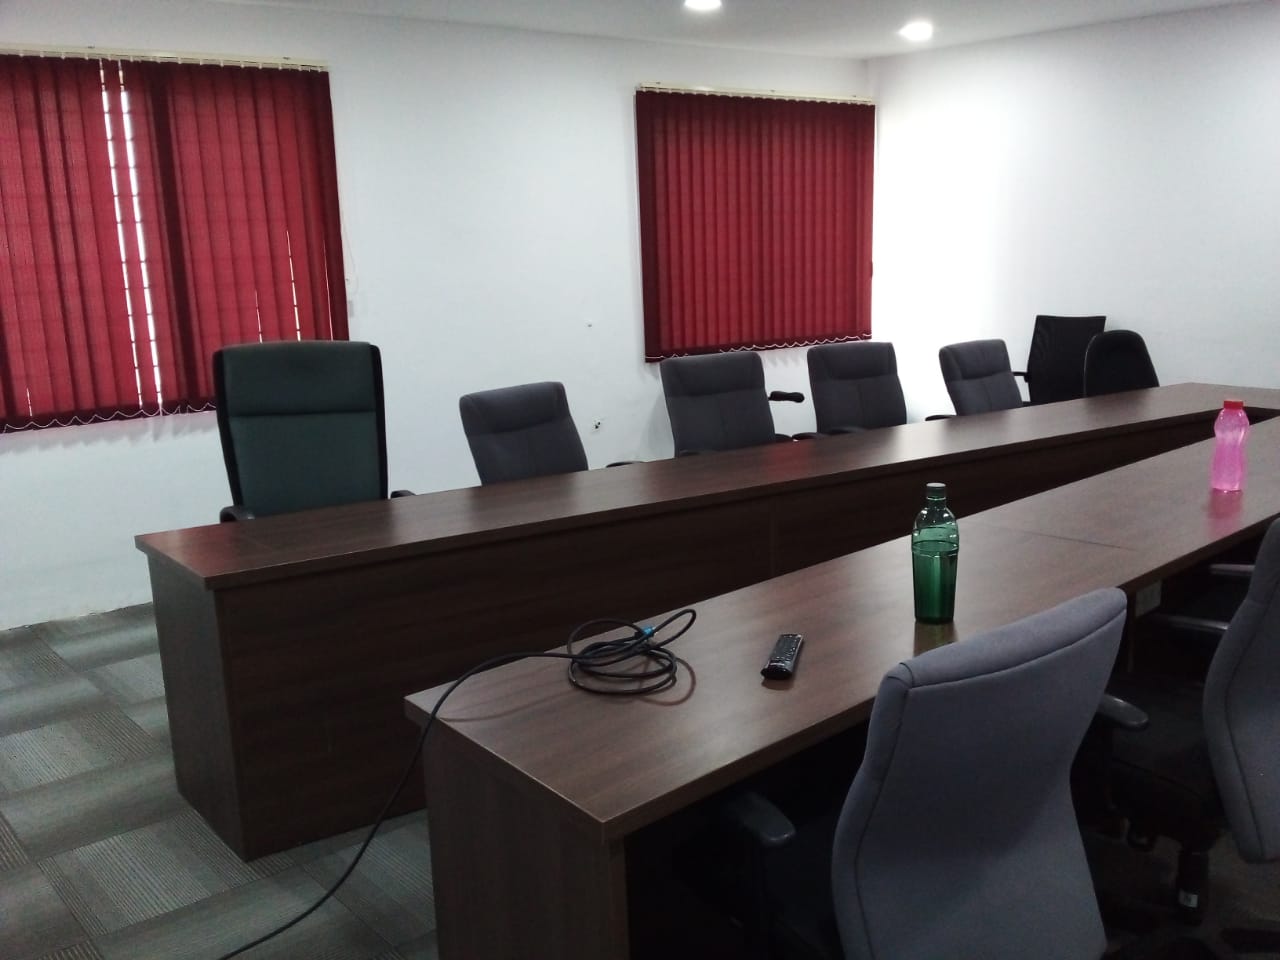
(659, 353), (777, 455)
(1082, 330), (1159, 397)
(214, 341), (388, 517)
(831, 588), (1127, 960)
(1026, 315), (1107, 405)
(459, 381), (588, 485)
(1204, 518), (1280, 865)
(806, 342), (907, 432)
(938, 339), (1024, 415)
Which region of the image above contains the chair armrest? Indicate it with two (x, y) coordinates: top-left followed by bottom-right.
(790, 432), (822, 441)
(925, 413), (954, 421)
(1012, 369), (1027, 380)
(768, 391), (805, 404)
(390, 489), (415, 498)
(605, 460), (640, 468)
(219, 504), (255, 522)
(720, 790), (797, 850)
(1096, 693), (1149, 732)
(676, 448), (708, 457)
(772, 434), (798, 443)
(1145, 612), (1230, 638)
(1209, 562), (1254, 581)
(822, 426), (867, 435)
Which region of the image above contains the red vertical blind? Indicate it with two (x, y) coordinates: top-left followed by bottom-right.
(0, 57), (153, 426)
(0, 54), (347, 431)
(636, 90), (874, 360)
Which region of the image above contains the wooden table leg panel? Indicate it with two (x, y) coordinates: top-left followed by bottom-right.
(425, 725), (628, 960)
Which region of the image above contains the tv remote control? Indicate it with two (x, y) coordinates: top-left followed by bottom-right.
(762, 633), (803, 680)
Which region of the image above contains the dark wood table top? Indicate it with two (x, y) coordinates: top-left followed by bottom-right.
(137, 383), (1280, 588)
(968, 416), (1280, 583)
(404, 411), (1280, 841)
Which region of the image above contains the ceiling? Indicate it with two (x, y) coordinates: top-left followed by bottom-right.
(210, 0), (1255, 58)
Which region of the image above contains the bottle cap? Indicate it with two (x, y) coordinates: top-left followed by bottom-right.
(926, 482), (947, 498)
(1224, 399), (1245, 410)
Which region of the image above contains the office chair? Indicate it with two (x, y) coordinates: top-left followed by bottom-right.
(1017, 315), (1107, 405)
(659, 352), (807, 457)
(717, 589), (1138, 960)
(459, 381), (589, 485)
(1106, 518), (1280, 949)
(805, 342), (907, 433)
(214, 340), (410, 521)
(938, 338), (1026, 415)
(1083, 330), (1160, 397)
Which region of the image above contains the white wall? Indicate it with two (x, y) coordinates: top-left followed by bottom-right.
(0, 0), (866, 629)
(870, 1), (1280, 419)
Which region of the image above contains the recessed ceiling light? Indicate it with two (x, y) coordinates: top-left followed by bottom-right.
(899, 20), (934, 42)
(685, 0), (722, 12)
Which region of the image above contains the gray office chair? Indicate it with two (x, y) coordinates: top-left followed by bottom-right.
(659, 352), (807, 457)
(806, 342), (907, 433)
(1083, 330), (1159, 397)
(1107, 518), (1280, 948)
(720, 589), (1132, 959)
(939, 338), (1027, 415)
(1018, 315), (1107, 405)
(214, 340), (411, 521)
(459, 381), (588, 485)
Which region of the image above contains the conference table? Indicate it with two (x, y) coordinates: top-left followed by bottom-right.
(406, 412), (1280, 960)
(135, 382), (1280, 858)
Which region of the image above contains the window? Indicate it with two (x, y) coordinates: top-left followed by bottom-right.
(0, 54), (347, 431)
(635, 89), (874, 360)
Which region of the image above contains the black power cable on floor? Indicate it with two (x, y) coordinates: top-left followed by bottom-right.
(215, 608), (696, 959)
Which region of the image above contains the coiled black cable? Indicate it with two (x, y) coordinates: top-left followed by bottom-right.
(215, 609), (695, 958)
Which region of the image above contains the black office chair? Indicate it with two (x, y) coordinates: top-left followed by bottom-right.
(459, 381), (589, 485)
(214, 340), (410, 521)
(659, 352), (807, 457)
(1018, 315), (1107, 405)
(716, 589), (1152, 960)
(1083, 330), (1160, 397)
(938, 339), (1026, 415)
(1106, 518), (1280, 949)
(806, 342), (907, 433)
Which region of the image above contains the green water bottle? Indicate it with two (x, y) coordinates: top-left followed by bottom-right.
(912, 482), (959, 623)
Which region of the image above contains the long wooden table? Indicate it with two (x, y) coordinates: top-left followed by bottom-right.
(408, 414), (1280, 960)
(135, 383), (1280, 858)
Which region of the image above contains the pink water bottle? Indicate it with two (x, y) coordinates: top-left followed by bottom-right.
(1210, 399), (1249, 492)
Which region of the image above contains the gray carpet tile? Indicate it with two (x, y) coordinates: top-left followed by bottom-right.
(381, 930), (440, 960)
(87, 654), (165, 707)
(39, 607), (159, 671)
(0, 809), (29, 872)
(301, 816), (435, 947)
(27, 944), (104, 960)
(0, 708), (160, 796)
(121, 697), (170, 743)
(0, 629), (73, 692)
(0, 863), (88, 960)
(0, 677), (110, 738)
(0, 754), (184, 860)
(42, 810), (294, 936)
(93, 867), (392, 960)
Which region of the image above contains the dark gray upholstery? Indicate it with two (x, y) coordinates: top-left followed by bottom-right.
(939, 339), (1025, 415)
(1083, 330), (1159, 397)
(214, 341), (388, 519)
(831, 588), (1126, 960)
(1105, 519), (1280, 939)
(1205, 520), (1280, 864)
(806, 342), (907, 432)
(1024, 315), (1107, 405)
(660, 353), (780, 456)
(459, 381), (588, 485)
